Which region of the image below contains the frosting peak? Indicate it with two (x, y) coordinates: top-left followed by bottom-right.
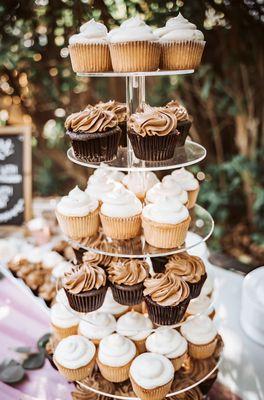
(63, 263), (106, 293)
(129, 107), (177, 137)
(56, 186), (98, 217)
(108, 17), (157, 43)
(101, 184), (142, 218)
(146, 179), (188, 205)
(69, 19), (108, 45)
(96, 100), (127, 124)
(166, 252), (206, 283)
(65, 108), (118, 133)
(107, 258), (149, 286)
(142, 196), (189, 224)
(154, 13), (204, 41)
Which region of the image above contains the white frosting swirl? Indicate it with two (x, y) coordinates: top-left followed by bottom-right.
(57, 186), (98, 217)
(201, 272), (214, 296)
(180, 315), (217, 345)
(92, 164), (125, 182)
(108, 17), (157, 43)
(86, 175), (117, 202)
(99, 288), (129, 316)
(42, 251), (64, 270)
(56, 288), (69, 306)
(187, 295), (213, 316)
(52, 260), (73, 279)
(79, 312), (116, 340)
(154, 13), (204, 41)
(171, 168), (199, 191)
(146, 177), (188, 205)
(142, 196), (189, 224)
(116, 311), (153, 341)
(50, 302), (80, 328)
(122, 172), (159, 198)
(54, 335), (96, 369)
(130, 353), (174, 389)
(69, 19), (108, 45)
(101, 184), (142, 218)
(98, 333), (136, 367)
(146, 327), (187, 358)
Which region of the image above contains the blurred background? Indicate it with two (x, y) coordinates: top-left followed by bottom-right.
(0, 0), (263, 266)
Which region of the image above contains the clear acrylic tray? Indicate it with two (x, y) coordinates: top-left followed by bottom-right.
(77, 69), (194, 78)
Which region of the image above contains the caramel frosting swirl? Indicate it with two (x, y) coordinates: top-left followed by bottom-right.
(166, 100), (189, 122)
(129, 106), (177, 137)
(63, 263), (106, 293)
(82, 251), (113, 267)
(107, 258), (149, 286)
(143, 272), (190, 306)
(65, 108), (118, 133)
(95, 100), (127, 123)
(165, 252), (205, 283)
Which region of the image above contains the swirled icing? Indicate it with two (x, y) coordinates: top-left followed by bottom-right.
(146, 178), (188, 205)
(65, 108), (118, 133)
(116, 311), (153, 341)
(86, 175), (117, 202)
(82, 251), (112, 267)
(98, 333), (136, 367)
(146, 326), (187, 358)
(154, 13), (204, 41)
(90, 163), (125, 182)
(69, 19), (108, 45)
(57, 186), (98, 217)
(142, 196), (189, 224)
(107, 258), (149, 286)
(129, 107), (177, 137)
(180, 315), (217, 345)
(166, 252), (205, 283)
(99, 288), (129, 316)
(96, 101), (127, 124)
(63, 263), (106, 293)
(186, 295), (213, 316)
(122, 172), (159, 198)
(50, 302), (80, 328)
(79, 312), (116, 340)
(108, 17), (157, 43)
(166, 100), (189, 121)
(101, 183), (142, 218)
(54, 335), (96, 369)
(171, 168), (199, 191)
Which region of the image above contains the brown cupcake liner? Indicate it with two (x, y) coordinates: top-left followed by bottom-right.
(65, 285), (108, 313)
(53, 355), (96, 381)
(69, 43), (112, 73)
(151, 256), (169, 273)
(118, 121), (128, 148)
(51, 323), (78, 340)
(144, 295), (191, 326)
(188, 337), (218, 360)
(176, 119), (192, 147)
(100, 213), (141, 240)
(188, 273), (207, 299)
(160, 40), (205, 70)
(55, 208), (100, 240)
(130, 375), (173, 400)
(187, 187), (200, 209)
(109, 281), (144, 306)
(97, 358), (132, 383)
(142, 215), (191, 249)
(109, 41), (161, 72)
(171, 351), (187, 371)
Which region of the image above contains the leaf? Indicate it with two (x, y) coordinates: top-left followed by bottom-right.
(13, 346), (33, 354)
(0, 359), (25, 384)
(22, 351), (45, 370)
(37, 333), (51, 351)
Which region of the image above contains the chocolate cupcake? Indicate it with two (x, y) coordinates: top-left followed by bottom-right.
(166, 100), (191, 146)
(65, 107), (121, 162)
(107, 258), (149, 306)
(63, 263), (108, 312)
(143, 271), (190, 325)
(165, 252), (207, 299)
(128, 105), (180, 161)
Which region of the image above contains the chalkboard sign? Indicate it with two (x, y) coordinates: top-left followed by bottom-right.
(0, 126), (32, 225)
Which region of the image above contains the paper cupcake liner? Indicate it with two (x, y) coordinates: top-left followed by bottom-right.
(175, 119), (192, 147)
(55, 208), (100, 240)
(128, 130), (179, 161)
(69, 43), (112, 73)
(65, 285), (108, 313)
(97, 358), (132, 383)
(188, 337), (218, 360)
(144, 295), (190, 326)
(188, 273), (207, 299)
(54, 355), (96, 381)
(109, 41), (161, 72)
(187, 187), (200, 209)
(160, 40), (205, 70)
(171, 351), (187, 372)
(134, 338), (147, 354)
(130, 375), (173, 400)
(142, 215), (191, 249)
(100, 213), (141, 240)
(118, 121), (128, 147)
(109, 282), (144, 306)
(51, 323), (78, 340)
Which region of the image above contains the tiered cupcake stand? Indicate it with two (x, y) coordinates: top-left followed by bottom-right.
(60, 70), (222, 398)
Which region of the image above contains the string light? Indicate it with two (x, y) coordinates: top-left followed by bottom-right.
(49, 67), (58, 77)
(33, 53), (42, 61)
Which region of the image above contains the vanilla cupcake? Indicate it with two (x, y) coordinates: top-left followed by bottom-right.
(78, 312), (116, 345)
(56, 186), (99, 239)
(186, 295), (215, 320)
(108, 17), (160, 72)
(122, 171), (159, 202)
(154, 13), (205, 70)
(97, 333), (137, 382)
(53, 335), (96, 381)
(142, 196), (190, 249)
(146, 326), (187, 371)
(50, 302), (80, 339)
(129, 353), (174, 400)
(100, 183), (142, 239)
(69, 19), (112, 72)
(85, 175), (117, 203)
(171, 168), (199, 208)
(90, 163), (125, 183)
(99, 288), (129, 318)
(146, 176), (188, 206)
(116, 311), (153, 353)
(180, 315), (218, 359)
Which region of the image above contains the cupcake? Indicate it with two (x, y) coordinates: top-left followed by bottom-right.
(166, 100), (191, 146)
(53, 335), (96, 381)
(128, 105), (179, 161)
(63, 263), (108, 313)
(116, 311), (153, 353)
(129, 353), (174, 400)
(55, 186), (99, 240)
(143, 271), (190, 325)
(97, 333), (136, 382)
(142, 196), (191, 249)
(146, 326), (188, 371)
(68, 19), (112, 73)
(100, 184), (142, 240)
(122, 171), (159, 202)
(99, 287), (129, 318)
(107, 258), (149, 305)
(180, 315), (218, 359)
(96, 101), (128, 147)
(108, 17), (160, 72)
(165, 252), (207, 299)
(186, 294), (215, 320)
(50, 302), (80, 339)
(146, 177), (188, 206)
(171, 168), (200, 209)
(78, 311), (116, 345)
(154, 13), (205, 70)
(86, 175), (117, 203)
(88, 163), (125, 186)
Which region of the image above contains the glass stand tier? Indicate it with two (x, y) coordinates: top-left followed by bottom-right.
(77, 69), (194, 78)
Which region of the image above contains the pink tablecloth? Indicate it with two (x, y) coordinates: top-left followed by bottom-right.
(0, 276), (73, 400)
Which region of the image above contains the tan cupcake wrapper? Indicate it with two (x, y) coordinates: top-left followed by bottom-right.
(97, 358), (133, 383)
(51, 323), (78, 340)
(133, 338), (147, 354)
(53, 355), (96, 381)
(69, 43), (112, 73)
(100, 213), (141, 240)
(187, 187), (200, 209)
(130, 375), (173, 400)
(109, 41), (161, 72)
(170, 351), (188, 372)
(160, 40), (205, 70)
(188, 337), (218, 359)
(55, 207), (100, 240)
(142, 215), (191, 249)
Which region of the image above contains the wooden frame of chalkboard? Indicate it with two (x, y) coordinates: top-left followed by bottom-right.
(0, 126), (32, 224)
